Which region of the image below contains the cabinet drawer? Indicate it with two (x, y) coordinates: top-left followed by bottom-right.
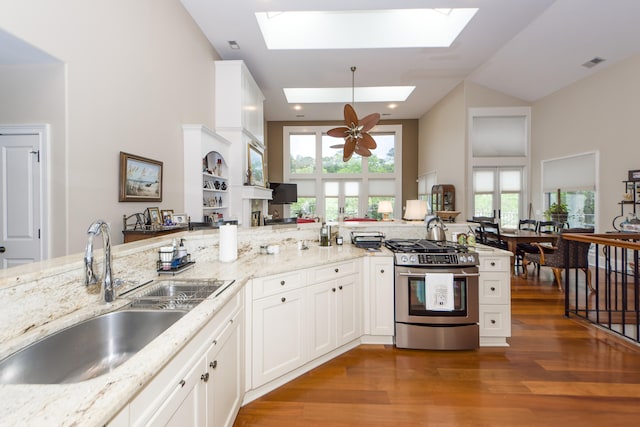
(252, 270), (306, 299)
(308, 260), (357, 284)
(478, 272), (510, 304)
(479, 305), (511, 337)
(479, 257), (509, 272)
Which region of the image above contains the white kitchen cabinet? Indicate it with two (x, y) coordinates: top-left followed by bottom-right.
(121, 290), (243, 427)
(206, 309), (244, 427)
(145, 353), (206, 426)
(365, 256), (395, 338)
(251, 287), (307, 387)
(478, 252), (511, 346)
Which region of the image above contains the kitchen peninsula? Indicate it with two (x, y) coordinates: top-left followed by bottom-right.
(0, 222), (511, 426)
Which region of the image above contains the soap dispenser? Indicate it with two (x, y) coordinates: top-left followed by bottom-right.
(177, 238), (187, 258)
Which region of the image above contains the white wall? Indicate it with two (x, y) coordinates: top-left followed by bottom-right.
(0, 0), (219, 255)
(418, 81), (529, 219)
(531, 54), (640, 232)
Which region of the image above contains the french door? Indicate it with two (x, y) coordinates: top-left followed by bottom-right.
(472, 167), (523, 229)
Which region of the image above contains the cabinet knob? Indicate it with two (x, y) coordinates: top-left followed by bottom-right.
(339, 285), (343, 290)
(490, 262), (496, 266)
(380, 269), (384, 274)
(490, 319), (496, 324)
(332, 288), (336, 292)
(210, 360), (218, 369)
(280, 280), (285, 286)
(281, 297), (286, 303)
(334, 268), (339, 273)
(490, 287), (496, 291)
(179, 379), (186, 388)
(201, 372), (209, 382)
(212, 339), (218, 346)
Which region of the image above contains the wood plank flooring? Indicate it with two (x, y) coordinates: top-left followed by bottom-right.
(234, 270), (640, 426)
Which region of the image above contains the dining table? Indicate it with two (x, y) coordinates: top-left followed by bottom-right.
(492, 229), (559, 275)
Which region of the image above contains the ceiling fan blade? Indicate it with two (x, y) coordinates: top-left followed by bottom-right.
(343, 139), (356, 161)
(360, 133), (377, 150)
(330, 144), (345, 149)
(327, 127), (348, 138)
(354, 145), (372, 157)
(359, 113), (380, 132)
(344, 104), (358, 127)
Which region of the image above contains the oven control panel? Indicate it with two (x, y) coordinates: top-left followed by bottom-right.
(394, 252), (478, 267)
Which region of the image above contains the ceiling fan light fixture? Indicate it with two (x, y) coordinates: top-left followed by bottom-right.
(328, 67), (381, 162)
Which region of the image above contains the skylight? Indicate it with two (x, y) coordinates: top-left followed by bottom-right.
(284, 86), (415, 104)
(255, 8), (478, 50)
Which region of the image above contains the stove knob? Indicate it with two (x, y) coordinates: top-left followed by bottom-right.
(400, 255), (409, 264)
(410, 255), (418, 264)
(468, 254), (475, 263)
(459, 255), (467, 263)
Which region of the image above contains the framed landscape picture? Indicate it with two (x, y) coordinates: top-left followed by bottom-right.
(119, 152), (163, 202)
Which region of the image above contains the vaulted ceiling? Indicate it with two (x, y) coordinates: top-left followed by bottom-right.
(180, 0), (640, 121)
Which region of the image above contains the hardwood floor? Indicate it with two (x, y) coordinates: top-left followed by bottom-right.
(234, 270), (640, 426)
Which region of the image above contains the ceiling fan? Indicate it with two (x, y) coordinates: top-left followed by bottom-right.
(327, 66), (380, 162)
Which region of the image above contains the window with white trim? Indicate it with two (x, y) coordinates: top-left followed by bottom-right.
(284, 125), (402, 221)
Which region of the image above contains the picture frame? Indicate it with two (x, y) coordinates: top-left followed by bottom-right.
(247, 144), (265, 187)
(161, 209), (174, 223)
(628, 169), (640, 182)
(172, 213), (187, 225)
(119, 152), (163, 202)
(147, 207), (161, 225)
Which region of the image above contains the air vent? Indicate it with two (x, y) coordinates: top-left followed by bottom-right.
(228, 40), (240, 49)
(582, 57), (605, 69)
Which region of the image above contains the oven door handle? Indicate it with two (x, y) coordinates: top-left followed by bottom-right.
(398, 272), (480, 278)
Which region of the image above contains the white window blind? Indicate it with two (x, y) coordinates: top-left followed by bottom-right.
(418, 172), (436, 197)
(473, 169), (494, 192)
(542, 152), (597, 192)
(471, 115), (527, 157)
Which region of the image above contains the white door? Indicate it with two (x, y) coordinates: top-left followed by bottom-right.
(0, 132), (43, 268)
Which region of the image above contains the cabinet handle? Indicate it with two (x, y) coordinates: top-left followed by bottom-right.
(339, 285), (343, 290)
(334, 268), (339, 273)
(490, 287), (496, 291)
(490, 262), (496, 267)
(212, 339), (218, 346)
(332, 288), (336, 292)
(380, 269), (384, 274)
(201, 372), (209, 382)
(280, 280), (285, 286)
(210, 360), (218, 369)
(179, 379), (186, 388)
(490, 319), (496, 324)
(281, 297), (286, 303)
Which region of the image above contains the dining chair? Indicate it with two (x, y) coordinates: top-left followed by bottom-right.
(478, 220), (508, 250)
(514, 219), (539, 272)
(522, 227), (594, 291)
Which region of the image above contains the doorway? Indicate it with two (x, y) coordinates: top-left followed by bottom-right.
(0, 125), (49, 268)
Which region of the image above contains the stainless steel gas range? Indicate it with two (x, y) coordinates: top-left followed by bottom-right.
(384, 239), (480, 350)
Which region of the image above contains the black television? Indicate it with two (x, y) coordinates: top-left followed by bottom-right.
(269, 182), (298, 204)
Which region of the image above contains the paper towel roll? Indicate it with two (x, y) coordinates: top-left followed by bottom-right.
(219, 224), (238, 262)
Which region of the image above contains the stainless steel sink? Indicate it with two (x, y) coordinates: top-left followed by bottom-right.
(0, 310), (186, 384)
(128, 279), (234, 310)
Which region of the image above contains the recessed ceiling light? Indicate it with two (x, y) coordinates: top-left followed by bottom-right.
(255, 8), (478, 50)
(284, 86), (415, 103)
(582, 57), (605, 69)
(228, 40), (240, 49)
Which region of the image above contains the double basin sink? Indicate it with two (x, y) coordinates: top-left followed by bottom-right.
(0, 279), (234, 385)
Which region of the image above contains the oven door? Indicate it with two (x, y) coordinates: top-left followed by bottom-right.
(395, 266), (479, 325)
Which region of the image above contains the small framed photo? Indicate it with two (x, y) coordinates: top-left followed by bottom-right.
(147, 207), (161, 225)
(628, 170), (640, 182)
(172, 213), (187, 225)
(119, 152), (163, 202)
(161, 209), (174, 223)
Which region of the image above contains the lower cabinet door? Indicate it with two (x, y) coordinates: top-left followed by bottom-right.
(207, 312), (244, 427)
(337, 274), (361, 346)
(146, 354), (207, 426)
(307, 280), (337, 360)
(252, 288), (307, 386)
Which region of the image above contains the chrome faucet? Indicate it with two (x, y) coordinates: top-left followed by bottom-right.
(84, 220), (115, 302)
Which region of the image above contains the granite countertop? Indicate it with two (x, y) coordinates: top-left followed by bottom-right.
(0, 242), (387, 426)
